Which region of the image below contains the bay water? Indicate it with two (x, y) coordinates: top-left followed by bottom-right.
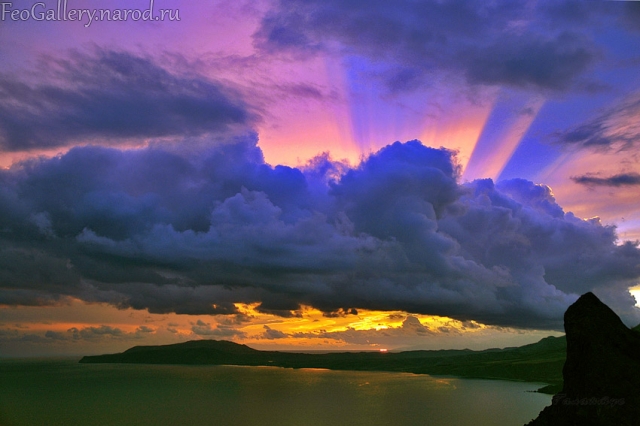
(0, 359), (550, 426)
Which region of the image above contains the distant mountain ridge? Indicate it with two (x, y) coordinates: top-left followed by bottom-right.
(80, 302), (640, 399)
(80, 334), (567, 392)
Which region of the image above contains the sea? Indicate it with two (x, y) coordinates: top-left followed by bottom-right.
(0, 359), (551, 426)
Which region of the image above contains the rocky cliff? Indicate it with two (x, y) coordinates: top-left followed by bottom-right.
(526, 292), (640, 426)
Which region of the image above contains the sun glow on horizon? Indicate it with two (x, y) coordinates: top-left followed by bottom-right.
(1, 298), (540, 356)
(630, 287), (640, 309)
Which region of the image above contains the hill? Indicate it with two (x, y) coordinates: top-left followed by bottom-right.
(80, 335), (566, 392)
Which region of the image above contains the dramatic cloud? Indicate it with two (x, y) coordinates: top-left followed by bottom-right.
(285, 315), (481, 346)
(1, 138), (639, 329)
(254, 0), (613, 92)
(555, 92), (640, 150)
(572, 173), (640, 187)
(0, 49), (252, 151)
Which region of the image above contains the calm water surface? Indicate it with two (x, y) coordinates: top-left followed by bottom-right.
(0, 359), (550, 426)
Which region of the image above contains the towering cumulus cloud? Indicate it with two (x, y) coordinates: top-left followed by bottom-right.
(1, 138), (638, 329)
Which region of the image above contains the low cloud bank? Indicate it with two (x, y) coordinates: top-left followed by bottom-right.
(1, 137), (638, 329)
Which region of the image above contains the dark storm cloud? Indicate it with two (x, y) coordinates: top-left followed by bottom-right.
(1, 138), (639, 329)
(0, 49), (252, 151)
(0, 245), (81, 305)
(461, 33), (593, 91)
(439, 179), (640, 324)
(254, 0), (612, 92)
(572, 173), (640, 187)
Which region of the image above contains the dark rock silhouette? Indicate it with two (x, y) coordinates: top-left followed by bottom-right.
(526, 292), (640, 426)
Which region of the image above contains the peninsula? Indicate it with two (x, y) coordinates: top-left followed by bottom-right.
(80, 333), (567, 393)
(80, 294), (640, 399)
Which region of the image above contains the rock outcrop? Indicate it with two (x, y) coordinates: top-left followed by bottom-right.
(526, 292), (640, 426)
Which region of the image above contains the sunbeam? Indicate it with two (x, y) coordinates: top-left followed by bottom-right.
(463, 92), (545, 181)
(419, 102), (495, 175)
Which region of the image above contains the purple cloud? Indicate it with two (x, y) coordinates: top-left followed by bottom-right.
(0, 49), (252, 151)
(572, 173), (640, 187)
(0, 138), (639, 329)
(254, 0), (614, 93)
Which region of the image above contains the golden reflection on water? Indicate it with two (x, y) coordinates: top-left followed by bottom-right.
(0, 360), (551, 426)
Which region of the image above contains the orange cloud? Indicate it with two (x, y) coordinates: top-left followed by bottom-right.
(1, 299), (559, 356)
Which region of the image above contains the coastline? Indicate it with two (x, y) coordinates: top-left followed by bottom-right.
(78, 337), (566, 394)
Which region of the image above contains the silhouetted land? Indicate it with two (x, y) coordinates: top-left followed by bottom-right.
(527, 292), (640, 426)
(81, 293), (640, 421)
(81, 335), (567, 393)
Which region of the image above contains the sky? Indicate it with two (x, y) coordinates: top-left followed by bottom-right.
(1, 0), (640, 357)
